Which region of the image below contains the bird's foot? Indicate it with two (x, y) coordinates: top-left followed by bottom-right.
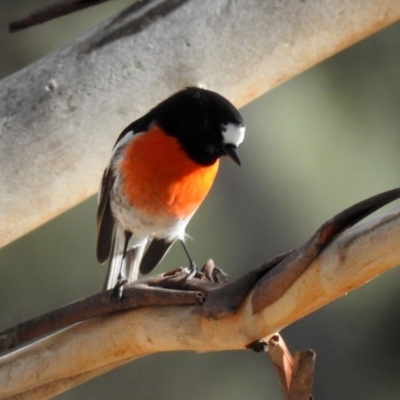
(177, 261), (202, 283)
(185, 262), (198, 281)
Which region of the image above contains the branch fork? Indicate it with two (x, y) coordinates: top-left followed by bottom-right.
(1, 188), (400, 399)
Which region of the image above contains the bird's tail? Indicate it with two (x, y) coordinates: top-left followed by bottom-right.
(103, 231), (147, 291)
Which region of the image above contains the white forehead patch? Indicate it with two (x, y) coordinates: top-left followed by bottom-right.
(222, 123), (245, 147)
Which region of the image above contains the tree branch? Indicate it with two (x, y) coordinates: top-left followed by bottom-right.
(1, 0), (399, 248)
(266, 334), (315, 400)
(1, 198), (399, 399)
(8, 0), (112, 32)
(2, 188), (398, 355)
(0, 277), (204, 353)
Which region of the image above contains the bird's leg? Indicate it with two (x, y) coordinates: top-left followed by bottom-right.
(112, 230), (132, 299)
(180, 239), (198, 280)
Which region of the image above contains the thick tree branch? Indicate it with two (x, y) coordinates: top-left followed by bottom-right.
(1, 0), (399, 248)
(1, 200), (399, 399)
(2, 188), (398, 355)
(0, 278), (204, 353)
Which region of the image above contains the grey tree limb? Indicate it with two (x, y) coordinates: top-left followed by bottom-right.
(1, 0), (399, 248)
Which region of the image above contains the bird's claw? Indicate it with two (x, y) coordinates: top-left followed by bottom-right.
(185, 265), (198, 281)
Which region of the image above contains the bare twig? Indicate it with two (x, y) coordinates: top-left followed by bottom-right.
(9, 0), (112, 32)
(267, 334), (315, 400)
(267, 334), (295, 399)
(290, 351), (315, 400)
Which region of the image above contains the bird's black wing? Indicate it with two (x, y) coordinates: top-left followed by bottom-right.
(96, 166), (116, 263)
(139, 238), (176, 275)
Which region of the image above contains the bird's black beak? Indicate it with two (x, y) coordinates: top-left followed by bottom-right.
(222, 144), (241, 166)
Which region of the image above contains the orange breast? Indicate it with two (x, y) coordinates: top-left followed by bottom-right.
(119, 126), (219, 218)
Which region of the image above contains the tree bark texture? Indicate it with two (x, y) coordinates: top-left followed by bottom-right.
(1, 204), (399, 399)
(1, 0), (399, 248)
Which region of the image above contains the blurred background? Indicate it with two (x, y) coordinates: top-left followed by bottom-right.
(1, 1), (400, 399)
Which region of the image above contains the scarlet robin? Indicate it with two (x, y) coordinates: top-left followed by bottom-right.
(96, 87), (245, 292)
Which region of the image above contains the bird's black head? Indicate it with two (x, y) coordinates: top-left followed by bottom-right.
(149, 87), (245, 166)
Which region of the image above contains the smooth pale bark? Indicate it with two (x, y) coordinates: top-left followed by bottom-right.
(1, 0), (399, 248)
(1, 205), (399, 399)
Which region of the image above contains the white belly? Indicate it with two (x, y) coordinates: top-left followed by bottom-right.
(110, 185), (191, 246)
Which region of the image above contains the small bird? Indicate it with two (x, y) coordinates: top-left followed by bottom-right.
(96, 87), (245, 291)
